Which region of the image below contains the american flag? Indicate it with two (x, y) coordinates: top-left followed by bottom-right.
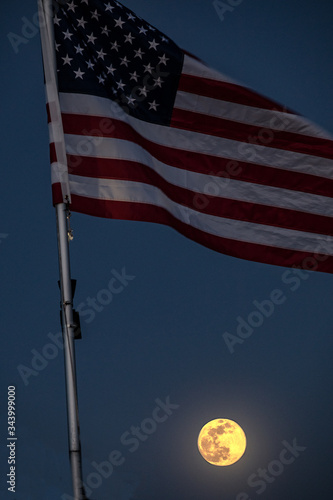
(41, 0), (333, 272)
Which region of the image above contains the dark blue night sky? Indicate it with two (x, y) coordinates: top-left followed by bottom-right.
(1, 1), (333, 499)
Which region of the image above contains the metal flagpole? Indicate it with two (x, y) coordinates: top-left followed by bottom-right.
(56, 202), (86, 500)
(38, 0), (87, 496)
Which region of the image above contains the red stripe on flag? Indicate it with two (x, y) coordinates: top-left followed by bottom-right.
(62, 113), (333, 198)
(50, 142), (57, 164)
(52, 182), (63, 205)
(67, 155), (333, 235)
(69, 195), (333, 273)
(171, 108), (333, 160)
(178, 73), (294, 113)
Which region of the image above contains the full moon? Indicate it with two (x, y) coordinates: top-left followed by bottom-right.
(197, 418), (246, 466)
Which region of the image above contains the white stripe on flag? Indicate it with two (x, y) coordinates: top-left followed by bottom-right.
(174, 91), (331, 140)
(59, 93), (333, 179)
(68, 176), (333, 255)
(65, 133), (333, 217)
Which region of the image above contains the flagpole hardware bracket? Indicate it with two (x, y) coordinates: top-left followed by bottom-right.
(59, 308), (82, 340)
(72, 309), (82, 340)
(65, 197), (74, 242)
(58, 280), (81, 338)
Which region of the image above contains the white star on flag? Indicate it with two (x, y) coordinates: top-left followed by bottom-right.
(134, 48), (145, 59)
(91, 9), (101, 20)
(63, 30), (73, 40)
(104, 2), (114, 12)
(111, 41), (120, 51)
(62, 54), (73, 65)
(106, 64), (116, 74)
(101, 25), (110, 36)
(143, 63), (154, 74)
(114, 17), (125, 28)
(129, 71), (139, 81)
(154, 77), (163, 88)
(86, 59), (95, 70)
(124, 33), (134, 44)
(148, 100), (159, 110)
(126, 95), (136, 105)
(158, 54), (169, 65)
(139, 86), (148, 97)
(74, 44), (84, 55)
(67, 1), (76, 13)
(120, 56), (130, 67)
(149, 39), (159, 50)
(116, 79), (126, 90)
(97, 49), (107, 60)
(87, 32), (97, 44)
(77, 17), (87, 29)
(74, 68), (85, 79)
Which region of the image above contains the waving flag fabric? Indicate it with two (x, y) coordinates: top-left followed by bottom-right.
(40, 0), (333, 272)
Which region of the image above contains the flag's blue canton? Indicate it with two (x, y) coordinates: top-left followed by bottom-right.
(53, 0), (184, 125)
